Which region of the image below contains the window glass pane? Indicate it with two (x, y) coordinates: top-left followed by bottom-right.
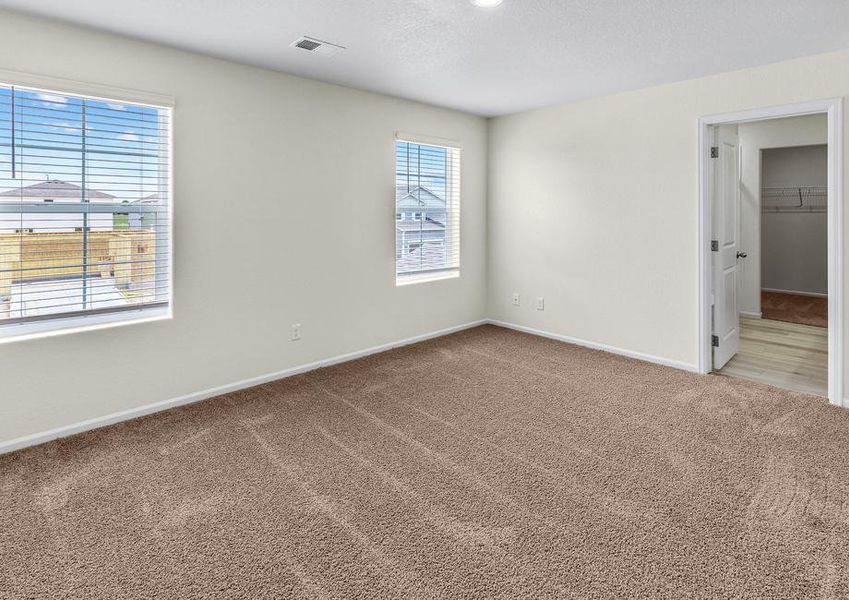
(0, 85), (171, 327)
(395, 139), (459, 278)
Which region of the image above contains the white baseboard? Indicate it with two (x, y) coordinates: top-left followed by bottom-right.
(762, 288), (828, 299)
(740, 311), (762, 319)
(487, 319), (699, 373)
(1, 318), (707, 456)
(0, 319), (487, 456)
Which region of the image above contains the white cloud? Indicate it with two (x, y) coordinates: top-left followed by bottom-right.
(117, 133), (139, 142)
(55, 122), (80, 134)
(106, 102), (126, 111)
(35, 93), (67, 105)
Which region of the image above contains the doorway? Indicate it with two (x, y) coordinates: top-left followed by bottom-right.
(698, 99), (844, 406)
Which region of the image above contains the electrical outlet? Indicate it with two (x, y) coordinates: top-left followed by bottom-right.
(512, 293), (520, 307)
(291, 323), (301, 341)
(536, 297), (545, 311)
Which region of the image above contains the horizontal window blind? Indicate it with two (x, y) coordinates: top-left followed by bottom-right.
(0, 84), (171, 328)
(395, 138), (460, 280)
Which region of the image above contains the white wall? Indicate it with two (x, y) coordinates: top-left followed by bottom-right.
(761, 144), (828, 296)
(0, 11), (488, 445)
(737, 116), (827, 315)
(763, 144), (828, 187)
(488, 49), (848, 374)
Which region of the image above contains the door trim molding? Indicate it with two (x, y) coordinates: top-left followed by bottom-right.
(698, 98), (844, 407)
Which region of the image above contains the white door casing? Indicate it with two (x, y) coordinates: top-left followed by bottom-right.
(698, 98), (843, 406)
(711, 125), (740, 369)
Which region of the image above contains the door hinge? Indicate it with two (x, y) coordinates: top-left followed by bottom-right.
(711, 240), (719, 252)
(710, 146), (719, 158)
(711, 335), (719, 348)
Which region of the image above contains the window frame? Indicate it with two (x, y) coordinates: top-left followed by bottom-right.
(394, 132), (461, 286)
(0, 70), (174, 344)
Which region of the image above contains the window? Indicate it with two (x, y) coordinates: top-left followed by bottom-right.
(0, 82), (172, 339)
(395, 135), (460, 282)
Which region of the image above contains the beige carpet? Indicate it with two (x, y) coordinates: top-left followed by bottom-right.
(2, 325), (849, 599)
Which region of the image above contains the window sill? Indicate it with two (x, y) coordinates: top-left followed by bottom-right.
(0, 305), (172, 344)
(396, 270), (460, 287)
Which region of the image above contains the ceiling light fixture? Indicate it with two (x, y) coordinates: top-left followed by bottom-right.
(471, 0), (503, 7)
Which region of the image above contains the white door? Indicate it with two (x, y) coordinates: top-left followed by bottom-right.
(711, 125), (741, 369)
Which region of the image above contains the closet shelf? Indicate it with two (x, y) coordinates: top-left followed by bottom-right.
(761, 185), (826, 213)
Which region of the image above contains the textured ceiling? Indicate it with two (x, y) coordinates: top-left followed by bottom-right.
(1, 1), (848, 116)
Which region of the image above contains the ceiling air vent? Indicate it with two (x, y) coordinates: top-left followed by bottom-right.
(291, 36), (346, 57)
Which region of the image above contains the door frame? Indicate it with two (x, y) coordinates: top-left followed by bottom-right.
(697, 98), (844, 406)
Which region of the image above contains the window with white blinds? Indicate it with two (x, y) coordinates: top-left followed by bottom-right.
(0, 83), (171, 336)
(395, 136), (460, 282)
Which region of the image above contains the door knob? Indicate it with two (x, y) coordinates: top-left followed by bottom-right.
(736, 251), (748, 259)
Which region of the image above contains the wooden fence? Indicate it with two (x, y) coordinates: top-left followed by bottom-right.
(0, 229), (156, 301)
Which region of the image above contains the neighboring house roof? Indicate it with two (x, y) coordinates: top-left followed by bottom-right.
(396, 220), (444, 233)
(141, 192), (163, 203)
(426, 213), (446, 226)
(397, 243), (447, 272)
(396, 185), (446, 212)
(0, 179), (115, 201)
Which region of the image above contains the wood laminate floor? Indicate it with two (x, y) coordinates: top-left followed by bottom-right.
(717, 317), (827, 397)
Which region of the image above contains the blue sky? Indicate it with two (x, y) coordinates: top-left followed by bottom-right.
(395, 140), (447, 200)
(0, 86), (168, 203)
